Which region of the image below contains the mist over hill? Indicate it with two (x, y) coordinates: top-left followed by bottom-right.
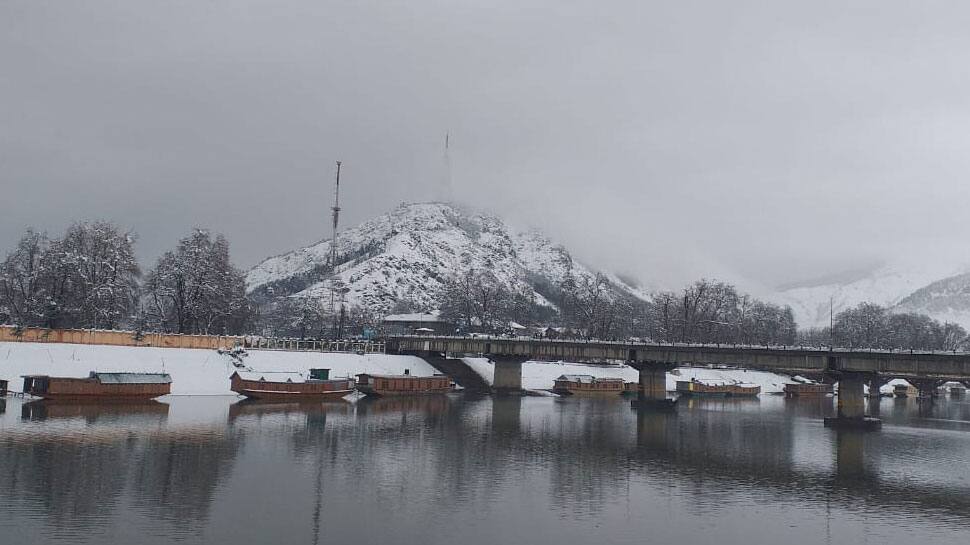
(245, 201), (647, 316)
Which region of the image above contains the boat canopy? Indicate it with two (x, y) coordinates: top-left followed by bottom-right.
(556, 374), (624, 383)
(91, 372), (172, 384)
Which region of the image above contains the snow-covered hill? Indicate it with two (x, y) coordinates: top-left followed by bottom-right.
(894, 272), (970, 329)
(773, 262), (970, 329)
(246, 202), (644, 313)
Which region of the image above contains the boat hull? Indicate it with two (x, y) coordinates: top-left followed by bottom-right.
(24, 377), (171, 401)
(676, 381), (760, 397)
(784, 384), (834, 397)
(355, 386), (452, 397)
(230, 374), (354, 401)
(552, 387), (624, 397)
(355, 374), (453, 397)
(234, 388), (353, 401)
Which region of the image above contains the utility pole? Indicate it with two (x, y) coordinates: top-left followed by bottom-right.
(829, 295), (834, 350)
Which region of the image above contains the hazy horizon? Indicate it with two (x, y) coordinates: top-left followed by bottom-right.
(5, 1), (970, 293)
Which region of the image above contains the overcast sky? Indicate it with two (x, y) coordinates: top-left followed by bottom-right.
(3, 1), (970, 292)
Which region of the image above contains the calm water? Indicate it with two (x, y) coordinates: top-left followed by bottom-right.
(2, 394), (970, 545)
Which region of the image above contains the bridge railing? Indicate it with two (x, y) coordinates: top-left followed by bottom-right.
(385, 334), (970, 357)
(242, 336), (386, 354)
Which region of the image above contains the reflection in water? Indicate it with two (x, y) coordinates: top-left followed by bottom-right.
(834, 430), (869, 480)
(22, 399), (170, 423)
(0, 399), (239, 542)
(2, 395), (970, 544)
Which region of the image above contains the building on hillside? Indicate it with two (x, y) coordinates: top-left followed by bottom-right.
(382, 312), (455, 335)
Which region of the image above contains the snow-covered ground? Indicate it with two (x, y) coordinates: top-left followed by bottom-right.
(0, 342), (438, 396)
(1, 341), (898, 398)
(462, 358), (799, 394)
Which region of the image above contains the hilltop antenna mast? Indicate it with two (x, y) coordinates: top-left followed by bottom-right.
(439, 131), (453, 202)
(329, 161), (342, 315)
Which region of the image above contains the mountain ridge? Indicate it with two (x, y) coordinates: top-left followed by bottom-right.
(245, 201), (647, 315)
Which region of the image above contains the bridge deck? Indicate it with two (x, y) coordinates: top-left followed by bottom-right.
(387, 335), (970, 381)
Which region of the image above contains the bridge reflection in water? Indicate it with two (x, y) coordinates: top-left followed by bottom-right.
(2, 395), (970, 544)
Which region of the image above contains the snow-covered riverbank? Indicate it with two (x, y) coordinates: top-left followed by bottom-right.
(462, 357), (800, 393)
(2, 341), (828, 396)
(0, 342), (437, 395)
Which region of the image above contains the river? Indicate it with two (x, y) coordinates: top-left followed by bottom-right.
(1, 394), (969, 544)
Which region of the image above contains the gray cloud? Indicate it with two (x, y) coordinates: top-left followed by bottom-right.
(3, 0), (970, 293)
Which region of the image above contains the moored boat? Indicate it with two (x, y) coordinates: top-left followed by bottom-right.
(552, 374), (625, 396)
(784, 383), (833, 397)
(230, 369), (354, 401)
(22, 372), (172, 400)
(355, 373), (453, 396)
(894, 383), (918, 398)
(623, 381), (639, 396)
(676, 379), (760, 397)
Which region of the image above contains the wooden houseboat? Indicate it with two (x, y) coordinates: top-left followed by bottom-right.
(229, 369), (354, 401)
(949, 383), (967, 397)
(355, 373), (453, 396)
(22, 372), (172, 401)
(894, 383), (918, 398)
(783, 383), (834, 397)
(552, 374), (625, 396)
(676, 379), (760, 397)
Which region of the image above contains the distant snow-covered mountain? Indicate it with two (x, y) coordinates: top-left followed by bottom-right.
(894, 272), (970, 329)
(246, 202), (646, 313)
(772, 262), (970, 329)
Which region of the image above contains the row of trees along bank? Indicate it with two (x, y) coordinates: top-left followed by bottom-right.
(434, 272), (798, 346)
(797, 302), (968, 351)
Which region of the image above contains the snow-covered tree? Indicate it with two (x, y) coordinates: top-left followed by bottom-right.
(0, 222), (139, 329)
(822, 302), (968, 350)
(57, 221), (141, 328)
(0, 229), (50, 325)
(143, 229), (248, 334)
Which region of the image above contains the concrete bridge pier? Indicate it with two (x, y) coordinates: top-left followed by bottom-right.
(492, 356), (529, 394)
(631, 363), (677, 410)
(824, 373), (882, 431)
(867, 375), (890, 398)
(913, 379), (944, 399)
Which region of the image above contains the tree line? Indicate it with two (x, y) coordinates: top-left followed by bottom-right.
(3, 221), (965, 351)
(798, 302), (968, 351)
(0, 222), (248, 334)
(434, 270), (798, 346)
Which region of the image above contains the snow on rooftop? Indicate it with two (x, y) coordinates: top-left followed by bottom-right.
(233, 371), (306, 383)
(384, 313), (447, 323)
(94, 372), (172, 384)
(556, 374), (624, 383)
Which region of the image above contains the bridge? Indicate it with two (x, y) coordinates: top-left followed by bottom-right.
(387, 335), (970, 430)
